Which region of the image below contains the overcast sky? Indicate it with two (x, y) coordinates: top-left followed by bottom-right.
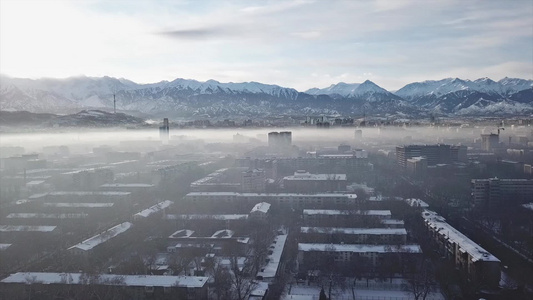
(1, 0), (531, 91)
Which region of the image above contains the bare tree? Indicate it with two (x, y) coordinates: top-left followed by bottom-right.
(404, 259), (435, 300)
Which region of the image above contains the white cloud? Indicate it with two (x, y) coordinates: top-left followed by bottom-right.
(0, 0), (531, 91)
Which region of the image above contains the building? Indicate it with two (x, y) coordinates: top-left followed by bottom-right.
(481, 133), (499, 151)
(405, 156), (427, 174)
(241, 169), (266, 192)
(471, 178), (533, 210)
(190, 168), (265, 193)
(167, 229), (250, 256)
(249, 202), (271, 221)
(184, 192), (359, 208)
(159, 118), (170, 144)
(268, 131), (292, 148)
(0, 272), (208, 300)
(68, 222), (133, 256)
(63, 167), (114, 190)
(297, 243), (421, 266)
(422, 210), (500, 287)
(396, 144), (467, 168)
(283, 171), (347, 192)
(300, 227), (407, 244)
(302, 209), (391, 221)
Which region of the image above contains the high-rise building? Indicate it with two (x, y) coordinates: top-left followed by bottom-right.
(395, 144), (467, 168)
(268, 131), (292, 148)
(159, 118), (169, 144)
(471, 178), (533, 210)
(481, 133), (499, 151)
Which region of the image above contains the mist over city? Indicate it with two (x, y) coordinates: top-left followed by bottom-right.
(1, 0), (533, 300)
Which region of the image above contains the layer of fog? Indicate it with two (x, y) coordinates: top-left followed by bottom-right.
(0, 125), (519, 155)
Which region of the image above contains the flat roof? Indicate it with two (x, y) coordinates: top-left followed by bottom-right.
(0, 244), (12, 250)
(186, 192), (357, 198)
(251, 202), (271, 214)
(303, 209), (391, 216)
(43, 203), (114, 208)
(522, 203), (533, 211)
(301, 227), (407, 235)
(0, 272), (208, 288)
(68, 222), (132, 251)
(422, 210), (499, 262)
(283, 173), (347, 181)
(405, 198), (430, 208)
(101, 183), (154, 188)
(256, 234), (288, 279)
(164, 214), (248, 220)
(0, 225), (57, 232)
(298, 243), (422, 253)
(7, 213), (88, 219)
(133, 200), (173, 218)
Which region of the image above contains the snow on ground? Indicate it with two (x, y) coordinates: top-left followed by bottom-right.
(286, 278), (445, 300)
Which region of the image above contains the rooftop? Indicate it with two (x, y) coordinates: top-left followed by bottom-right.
(0, 272), (208, 288)
(186, 192), (357, 198)
(303, 209), (391, 216)
(298, 243), (422, 253)
(422, 210), (500, 262)
(101, 183), (155, 188)
(256, 234), (288, 279)
(7, 213), (88, 219)
(43, 203), (114, 208)
(68, 222), (132, 251)
(164, 214), (248, 220)
(301, 227), (407, 235)
(250, 202), (271, 214)
(133, 200), (173, 218)
(0, 225), (57, 232)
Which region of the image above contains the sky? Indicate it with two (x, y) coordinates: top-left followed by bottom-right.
(0, 0), (532, 91)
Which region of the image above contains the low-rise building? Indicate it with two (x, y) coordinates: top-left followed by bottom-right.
(422, 210), (500, 287)
(300, 227), (407, 244)
(0, 272), (208, 300)
(283, 171), (347, 192)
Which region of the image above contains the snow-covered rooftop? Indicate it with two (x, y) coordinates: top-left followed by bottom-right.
(300, 227), (407, 235)
(250, 202), (271, 214)
(6, 213), (88, 219)
(405, 198), (430, 208)
(101, 183), (154, 188)
(164, 214), (248, 220)
(422, 210), (499, 262)
(0, 225), (57, 232)
(0, 272), (208, 288)
(283, 172), (347, 181)
(303, 209), (391, 216)
(169, 229), (195, 239)
(133, 200), (172, 218)
(522, 203), (533, 211)
(186, 192), (357, 199)
(0, 244), (12, 250)
(211, 229), (234, 238)
(256, 234), (288, 279)
(68, 222), (132, 251)
(298, 243), (422, 253)
(43, 203), (114, 208)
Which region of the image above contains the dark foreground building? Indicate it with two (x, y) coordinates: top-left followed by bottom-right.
(0, 272), (208, 300)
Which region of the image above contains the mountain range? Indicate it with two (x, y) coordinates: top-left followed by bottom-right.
(1, 75), (531, 119)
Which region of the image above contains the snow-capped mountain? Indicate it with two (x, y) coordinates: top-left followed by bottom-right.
(1, 75), (531, 118)
(395, 77), (532, 100)
(306, 82), (361, 97)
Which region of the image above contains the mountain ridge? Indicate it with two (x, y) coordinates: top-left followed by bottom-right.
(1, 75), (531, 118)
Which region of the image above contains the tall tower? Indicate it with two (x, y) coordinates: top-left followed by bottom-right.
(159, 118), (170, 144)
(113, 94), (116, 114)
